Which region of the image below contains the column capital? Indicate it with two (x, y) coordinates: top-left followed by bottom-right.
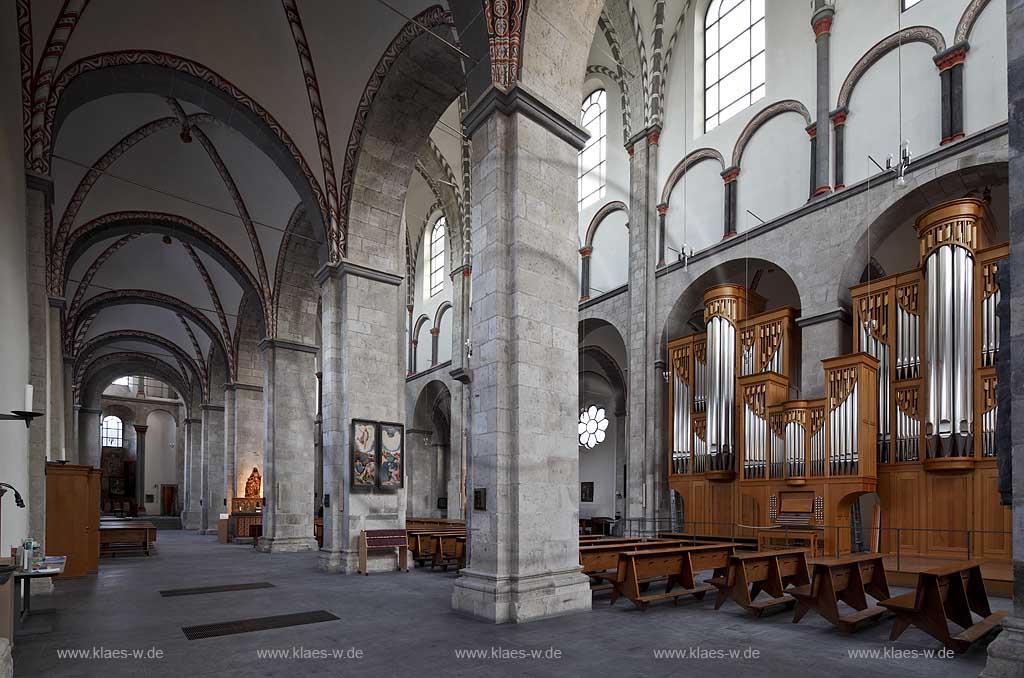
(315, 260), (403, 287)
(805, 122), (818, 139)
(721, 166), (740, 184)
(463, 84), (589, 150)
(429, 327), (440, 336)
(647, 127), (661, 146)
(579, 246), (593, 258)
(811, 9), (834, 40)
(829, 107), (848, 127)
(656, 203), (669, 216)
(450, 263), (472, 280)
(934, 43), (969, 72)
(133, 424), (149, 434)
(257, 337), (319, 355)
(48, 295), (66, 310)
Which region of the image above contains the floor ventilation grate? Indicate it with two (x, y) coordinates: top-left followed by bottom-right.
(159, 582), (275, 597)
(181, 610), (339, 640)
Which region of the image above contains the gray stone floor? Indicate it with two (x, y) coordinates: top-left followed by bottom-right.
(12, 531), (1008, 677)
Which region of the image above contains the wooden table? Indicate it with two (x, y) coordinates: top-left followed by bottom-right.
(792, 552), (890, 632)
(608, 543), (736, 610)
(710, 548), (810, 616)
(13, 556), (66, 638)
(99, 522), (156, 556)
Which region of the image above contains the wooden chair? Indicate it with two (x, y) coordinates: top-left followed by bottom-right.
(791, 553), (890, 632)
(609, 544), (735, 610)
(357, 529), (409, 575)
(710, 548), (810, 616)
(879, 561), (1007, 653)
(407, 529), (464, 567)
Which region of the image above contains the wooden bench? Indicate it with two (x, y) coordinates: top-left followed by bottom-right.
(357, 529), (409, 575)
(656, 532), (759, 549)
(710, 548), (810, 616)
(99, 522), (157, 556)
(791, 552), (890, 632)
(608, 544), (736, 610)
(879, 560), (1007, 653)
(580, 539), (686, 576)
(431, 534), (466, 571)
(407, 530), (464, 567)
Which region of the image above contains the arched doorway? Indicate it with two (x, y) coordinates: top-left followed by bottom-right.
(409, 380), (453, 519)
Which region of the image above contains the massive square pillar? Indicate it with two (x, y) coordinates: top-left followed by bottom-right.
(200, 403), (224, 533)
(450, 87), (591, 623)
(317, 263), (406, 573)
(182, 417), (202, 529)
(257, 338), (318, 552)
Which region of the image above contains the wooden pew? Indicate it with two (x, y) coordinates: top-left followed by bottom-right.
(656, 531), (759, 549)
(710, 548), (810, 616)
(791, 552), (890, 632)
(431, 534), (466, 571)
(609, 544), (736, 610)
(879, 561), (1007, 653)
(407, 529), (464, 567)
(99, 521), (157, 556)
(357, 529), (409, 575)
(580, 539), (687, 576)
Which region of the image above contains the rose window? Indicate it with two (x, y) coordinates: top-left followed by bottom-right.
(578, 405), (609, 449)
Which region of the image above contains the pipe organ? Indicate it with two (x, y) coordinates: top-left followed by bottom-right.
(667, 198), (1010, 563)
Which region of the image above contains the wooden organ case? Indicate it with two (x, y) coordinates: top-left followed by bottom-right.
(667, 198), (1010, 562)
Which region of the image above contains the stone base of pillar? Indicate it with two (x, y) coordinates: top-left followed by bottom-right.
(255, 536), (318, 553)
(451, 567), (591, 624)
(0, 638), (11, 678)
(198, 529), (217, 536)
(317, 548), (357, 573)
(983, 616), (1024, 677)
(180, 510), (201, 530)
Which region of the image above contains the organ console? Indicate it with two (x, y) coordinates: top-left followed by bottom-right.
(667, 198), (1010, 562)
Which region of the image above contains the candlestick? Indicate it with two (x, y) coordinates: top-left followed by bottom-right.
(24, 385), (33, 413)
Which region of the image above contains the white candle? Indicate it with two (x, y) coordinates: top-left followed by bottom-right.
(60, 447), (66, 461)
(24, 384), (33, 412)
(46, 449), (52, 462)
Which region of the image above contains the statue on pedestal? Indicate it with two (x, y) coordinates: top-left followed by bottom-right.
(244, 466), (261, 499)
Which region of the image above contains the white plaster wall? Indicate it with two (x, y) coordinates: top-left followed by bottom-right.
(843, 43), (941, 187)
(963, 0), (1009, 135)
(665, 160), (725, 255)
(143, 410), (178, 515)
(736, 113), (811, 229)
(590, 210), (630, 293)
(578, 383), (618, 520)
(0, 14), (30, 555)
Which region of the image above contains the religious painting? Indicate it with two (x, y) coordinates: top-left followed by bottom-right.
(377, 422), (404, 490)
(350, 419), (377, 492)
(581, 482), (594, 503)
(110, 477), (125, 496)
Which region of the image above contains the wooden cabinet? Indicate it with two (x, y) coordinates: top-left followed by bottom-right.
(44, 463), (101, 578)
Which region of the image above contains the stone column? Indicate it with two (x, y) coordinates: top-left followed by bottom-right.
(721, 167), (739, 237)
(233, 383), (264, 501)
(429, 327), (440, 367)
(46, 298), (66, 465)
(448, 265), (470, 520)
(257, 338), (317, 552)
(63, 358), (75, 462)
(935, 46), (967, 145)
(78, 407), (102, 468)
(25, 173), (51, 550)
(316, 261), (405, 573)
(133, 424), (148, 511)
(982, 0), (1024, 672)
(796, 310), (851, 398)
(811, 3), (834, 196)
(579, 247), (592, 300)
(182, 417), (202, 529)
(450, 86), (592, 623)
(200, 403), (225, 533)
(655, 204), (667, 268)
(806, 123), (818, 199)
(406, 304), (415, 375)
(222, 385), (237, 507)
(830, 109), (847, 190)
(314, 371), (324, 510)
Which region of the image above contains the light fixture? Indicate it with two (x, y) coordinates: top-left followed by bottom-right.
(578, 406), (608, 449)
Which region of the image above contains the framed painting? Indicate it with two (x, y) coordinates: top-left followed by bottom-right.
(350, 419), (378, 492)
(581, 482), (594, 503)
(377, 422), (405, 490)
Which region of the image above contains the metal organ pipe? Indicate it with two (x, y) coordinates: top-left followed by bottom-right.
(924, 244), (974, 457)
(706, 315), (736, 471)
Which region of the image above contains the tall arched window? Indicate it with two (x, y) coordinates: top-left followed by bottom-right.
(578, 89), (607, 211)
(101, 415), (123, 447)
(429, 217), (446, 297)
(704, 0), (765, 132)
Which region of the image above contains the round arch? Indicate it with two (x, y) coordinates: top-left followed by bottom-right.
(75, 330), (208, 402)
